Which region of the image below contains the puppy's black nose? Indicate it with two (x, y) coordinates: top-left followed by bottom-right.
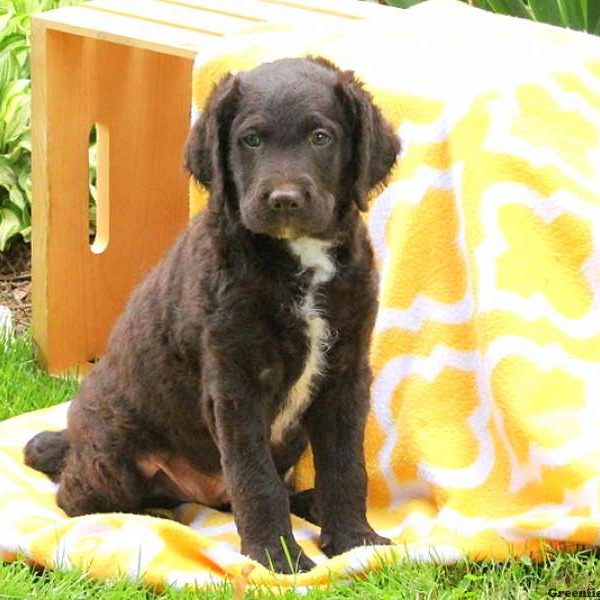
(268, 189), (303, 211)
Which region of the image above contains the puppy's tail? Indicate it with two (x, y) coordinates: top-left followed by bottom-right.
(24, 430), (69, 482)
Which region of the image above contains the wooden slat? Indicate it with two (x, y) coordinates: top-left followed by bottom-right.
(161, 0), (364, 25)
(159, 0), (268, 22)
(35, 6), (216, 58)
(259, 0), (389, 19)
(86, 0), (263, 35)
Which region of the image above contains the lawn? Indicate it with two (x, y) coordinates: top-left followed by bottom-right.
(0, 335), (599, 598)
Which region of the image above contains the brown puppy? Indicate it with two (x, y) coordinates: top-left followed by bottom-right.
(24, 57), (400, 573)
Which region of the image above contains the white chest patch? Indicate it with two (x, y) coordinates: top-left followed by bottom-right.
(270, 238), (336, 443)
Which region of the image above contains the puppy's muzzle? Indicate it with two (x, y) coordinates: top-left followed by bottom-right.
(261, 182), (314, 237)
(242, 176), (333, 238)
(267, 186), (305, 214)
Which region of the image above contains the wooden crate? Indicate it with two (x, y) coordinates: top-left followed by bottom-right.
(31, 0), (387, 375)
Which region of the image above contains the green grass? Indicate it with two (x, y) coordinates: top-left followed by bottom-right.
(2, 335), (600, 598)
(0, 333), (77, 420)
(3, 546), (600, 599)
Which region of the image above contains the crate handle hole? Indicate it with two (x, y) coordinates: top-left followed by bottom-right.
(89, 123), (110, 254)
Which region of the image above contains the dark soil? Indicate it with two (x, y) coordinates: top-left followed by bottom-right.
(0, 239), (32, 336)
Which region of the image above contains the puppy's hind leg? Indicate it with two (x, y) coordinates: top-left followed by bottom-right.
(289, 489), (318, 525)
(57, 445), (148, 517)
(24, 430), (69, 482)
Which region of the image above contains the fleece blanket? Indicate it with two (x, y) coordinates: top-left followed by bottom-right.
(2, 0), (600, 590)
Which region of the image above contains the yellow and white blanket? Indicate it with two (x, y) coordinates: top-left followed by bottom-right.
(2, 0), (600, 590)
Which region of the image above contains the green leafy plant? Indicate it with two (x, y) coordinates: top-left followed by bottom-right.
(377, 0), (600, 35)
(0, 0), (84, 251)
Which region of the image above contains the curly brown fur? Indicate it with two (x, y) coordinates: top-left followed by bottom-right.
(24, 56), (400, 573)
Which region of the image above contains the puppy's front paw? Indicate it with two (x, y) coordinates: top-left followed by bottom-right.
(244, 538), (316, 574)
(320, 527), (391, 558)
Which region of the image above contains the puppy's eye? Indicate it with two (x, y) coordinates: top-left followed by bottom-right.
(311, 129), (331, 146)
(241, 132), (262, 148)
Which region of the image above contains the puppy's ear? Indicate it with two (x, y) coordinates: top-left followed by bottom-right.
(335, 71), (400, 211)
(184, 73), (239, 195)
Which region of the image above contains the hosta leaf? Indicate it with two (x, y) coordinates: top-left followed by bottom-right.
(528, 0), (563, 26)
(484, 0), (532, 19)
(9, 13), (33, 38)
(3, 104), (30, 145)
(586, 0), (600, 33)
(6, 141), (27, 163)
(8, 183), (26, 210)
(0, 34), (29, 72)
(0, 79), (30, 114)
(11, 132), (30, 154)
(31, 0), (49, 11)
(0, 52), (22, 89)
(6, 181), (31, 216)
(0, 152), (17, 178)
(0, 32), (27, 54)
(556, 0), (585, 29)
(0, 207), (21, 251)
(16, 204), (30, 233)
(0, 5), (15, 30)
(0, 165), (17, 198)
(10, 0), (27, 14)
(384, 0), (423, 7)
(0, 79), (31, 145)
(17, 166), (30, 198)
